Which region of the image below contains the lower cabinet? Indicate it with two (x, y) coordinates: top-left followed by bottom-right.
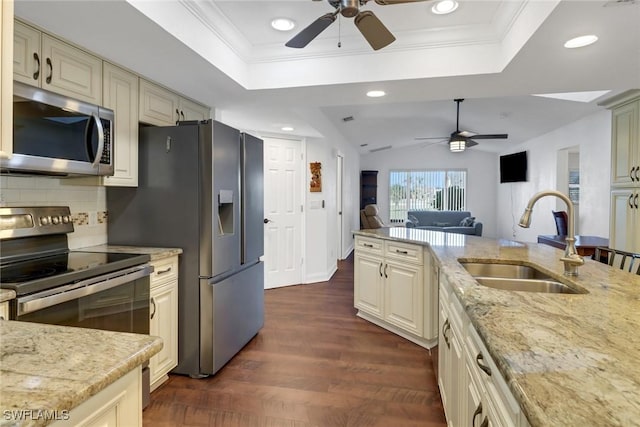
(0, 301), (8, 320)
(149, 255), (179, 391)
(354, 236), (437, 347)
(439, 274), (529, 427)
(50, 367), (142, 427)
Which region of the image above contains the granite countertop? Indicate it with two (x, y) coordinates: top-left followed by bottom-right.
(354, 227), (640, 427)
(0, 290), (15, 304)
(81, 244), (183, 261)
(0, 321), (162, 427)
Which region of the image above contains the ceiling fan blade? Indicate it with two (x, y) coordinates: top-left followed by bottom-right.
(285, 13), (337, 48)
(415, 136), (448, 140)
(469, 134), (509, 140)
(374, 0), (430, 4)
(465, 139), (479, 148)
(354, 11), (396, 50)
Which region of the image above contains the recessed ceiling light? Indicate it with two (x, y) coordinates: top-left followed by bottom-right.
(271, 18), (295, 32)
(281, 126), (294, 131)
(432, 0), (459, 15)
(366, 90), (386, 98)
(564, 35), (598, 49)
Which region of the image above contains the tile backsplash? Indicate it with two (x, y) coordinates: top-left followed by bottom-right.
(0, 175), (107, 249)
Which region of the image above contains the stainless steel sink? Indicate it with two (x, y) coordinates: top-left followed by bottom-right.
(474, 277), (585, 294)
(460, 261), (588, 294)
(461, 262), (553, 280)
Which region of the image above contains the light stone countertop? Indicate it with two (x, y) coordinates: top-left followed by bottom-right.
(0, 290), (15, 304)
(80, 244), (183, 261)
(0, 321), (162, 427)
(354, 227), (640, 427)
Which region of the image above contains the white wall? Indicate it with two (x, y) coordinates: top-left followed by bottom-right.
(496, 110), (611, 242)
(360, 143), (499, 238)
(0, 176), (107, 249)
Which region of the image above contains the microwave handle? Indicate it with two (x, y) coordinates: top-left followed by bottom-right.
(89, 113), (105, 168)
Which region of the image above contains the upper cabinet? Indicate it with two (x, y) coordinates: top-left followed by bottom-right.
(103, 63), (139, 187)
(0, 1), (13, 159)
(601, 91), (640, 188)
(14, 20), (102, 104)
(139, 78), (209, 126)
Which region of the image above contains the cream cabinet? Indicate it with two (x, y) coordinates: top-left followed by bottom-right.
(0, 0), (12, 159)
(14, 20), (102, 104)
(438, 272), (527, 427)
(102, 63), (139, 187)
(50, 367), (142, 427)
(0, 301), (9, 320)
(353, 235), (437, 347)
(610, 188), (640, 252)
(149, 255), (179, 391)
(601, 91), (640, 252)
(139, 78), (209, 126)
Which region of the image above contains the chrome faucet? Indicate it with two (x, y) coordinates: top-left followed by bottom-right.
(518, 190), (584, 276)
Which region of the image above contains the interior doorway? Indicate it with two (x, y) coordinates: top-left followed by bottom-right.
(556, 146), (580, 234)
(336, 153), (344, 260)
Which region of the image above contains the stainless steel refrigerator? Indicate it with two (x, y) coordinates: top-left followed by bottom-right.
(107, 120), (264, 377)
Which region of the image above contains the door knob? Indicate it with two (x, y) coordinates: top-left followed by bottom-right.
(263, 218), (272, 224)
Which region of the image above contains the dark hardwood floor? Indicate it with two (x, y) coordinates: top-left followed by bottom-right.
(143, 254), (447, 427)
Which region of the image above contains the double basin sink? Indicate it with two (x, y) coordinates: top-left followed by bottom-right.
(460, 261), (588, 294)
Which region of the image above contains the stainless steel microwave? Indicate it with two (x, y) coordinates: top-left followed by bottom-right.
(1, 82), (114, 176)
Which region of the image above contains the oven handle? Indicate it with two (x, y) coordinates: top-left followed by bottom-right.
(17, 264), (154, 316)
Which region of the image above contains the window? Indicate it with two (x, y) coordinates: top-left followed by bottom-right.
(389, 170), (467, 223)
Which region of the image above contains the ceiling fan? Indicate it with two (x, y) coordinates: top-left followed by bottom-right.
(415, 99), (509, 152)
(286, 0), (430, 51)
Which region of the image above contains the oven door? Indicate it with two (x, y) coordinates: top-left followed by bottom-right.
(14, 264), (152, 334)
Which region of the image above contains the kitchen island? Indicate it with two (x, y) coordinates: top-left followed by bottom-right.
(0, 321), (162, 427)
(354, 227), (640, 427)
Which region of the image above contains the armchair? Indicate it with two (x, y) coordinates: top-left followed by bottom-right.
(360, 204), (384, 229)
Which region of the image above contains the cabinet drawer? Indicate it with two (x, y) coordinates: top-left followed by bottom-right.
(385, 241), (423, 265)
(150, 256), (178, 287)
(355, 236), (383, 255)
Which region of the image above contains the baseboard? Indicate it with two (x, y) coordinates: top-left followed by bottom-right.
(341, 243), (354, 260)
(356, 310), (437, 350)
(305, 263), (338, 284)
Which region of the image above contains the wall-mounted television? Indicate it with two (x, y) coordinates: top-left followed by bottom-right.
(500, 151), (528, 183)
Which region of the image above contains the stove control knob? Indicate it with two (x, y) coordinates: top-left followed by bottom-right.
(62, 215), (71, 224)
(52, 216), (60, 225)
(40, 216), (50, 226)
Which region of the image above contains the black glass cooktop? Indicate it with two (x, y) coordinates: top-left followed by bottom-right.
(0, 251), (150, 296)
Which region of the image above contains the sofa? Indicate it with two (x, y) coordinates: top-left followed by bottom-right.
(405, 210), (483, 236)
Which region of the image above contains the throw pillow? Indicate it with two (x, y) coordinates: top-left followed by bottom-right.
(408, 215), (419, 225)
(460, 216), (476, 227)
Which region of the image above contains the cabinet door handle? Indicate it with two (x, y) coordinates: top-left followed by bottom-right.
(175, 109), (181, 125)
(150, 297), (157, 320)
(635, 194), (638, 209)
(363, 243), (374, 248)
(630, 194), (635, 209)
(476, 353), (492, 376)
(480, 416), (489, 427)
(379, 263), (383, 277)
(472, 401), (483, 427)
(636, 166), (640, 181)
(442, 319), (451, 348)
(33, 53), (40, 80)
(45, 57), (53, 84)
(395, 249), (409, 255)
(181, 111), (186, 121)
(631, 166), (637, 182)
(383, 263), (388, 278)
(157, 267), (173, 275)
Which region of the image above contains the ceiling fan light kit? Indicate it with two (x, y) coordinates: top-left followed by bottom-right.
(449, 139), (466, 152)
(285, 0), (430, 50)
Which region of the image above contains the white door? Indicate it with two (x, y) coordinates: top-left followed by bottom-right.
(263, 137), (303, 289)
